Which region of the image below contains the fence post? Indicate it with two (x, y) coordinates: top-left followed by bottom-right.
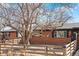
(45, 46), (48, 56)
(75, 40), (77, 51)
(25, 44), (26, 56)
(70, 41), (73, 56)
(0, 44), (1, 55)
(63, 47), (66, 56)
(23, 44), (26, 56)
(10, 44), (13, 56)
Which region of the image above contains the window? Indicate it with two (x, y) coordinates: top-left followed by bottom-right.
(54, 31), (67, 38)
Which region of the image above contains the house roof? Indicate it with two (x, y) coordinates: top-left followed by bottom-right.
(0, 26), (16, 32)
(35, 23), (79, 30)
(56, 23), (79, 29)
(1, 23), (79, 32)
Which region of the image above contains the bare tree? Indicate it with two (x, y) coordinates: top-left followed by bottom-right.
(35, 5), (73, 35)
(0, 3), (76, 45)
(0, 3), (42, 45)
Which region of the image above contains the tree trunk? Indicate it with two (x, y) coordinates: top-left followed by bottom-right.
(19, 30), (31, 45)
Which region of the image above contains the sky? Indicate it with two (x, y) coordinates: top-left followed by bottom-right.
(71, 4), (79, 23)
(42, 3), (79, 23)
(1, 3), (79, 23)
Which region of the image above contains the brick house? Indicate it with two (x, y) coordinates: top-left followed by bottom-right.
(0, 26), (18, 39)
(30, 23), (79, 46)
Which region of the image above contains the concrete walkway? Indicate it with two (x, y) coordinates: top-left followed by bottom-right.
(74, 49), (79, 56)
(74, 46), (79, 56)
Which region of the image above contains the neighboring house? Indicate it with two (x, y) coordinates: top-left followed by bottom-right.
(53, 23), (79, 45)
(0, 26), (18, 39)
(30, 23), (79, 46)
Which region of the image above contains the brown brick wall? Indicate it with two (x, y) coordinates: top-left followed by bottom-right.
(42, 31), (52, 38)
(30, 34), (71, 45)
(10, 31), (17, 39)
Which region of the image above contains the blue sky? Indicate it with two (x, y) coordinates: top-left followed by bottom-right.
(42, 3), (79, 23)
(71, 4), (79, 23)
(1, 3), (79, 23)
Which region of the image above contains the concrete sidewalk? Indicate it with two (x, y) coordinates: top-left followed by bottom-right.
(74, 49), (79, 56)
(74, 46), (79, 56)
